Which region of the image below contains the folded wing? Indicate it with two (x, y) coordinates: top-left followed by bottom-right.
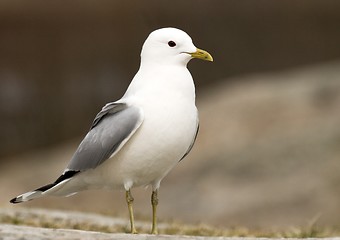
(10, 102), (144, 203)
(66, 102), (144, 171)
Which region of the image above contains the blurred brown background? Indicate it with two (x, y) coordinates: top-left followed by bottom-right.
(1, 0), (340, 230)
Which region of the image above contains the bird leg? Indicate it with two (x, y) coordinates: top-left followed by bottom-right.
(125, 190), (138, 234)
(151, 189), (159, 234)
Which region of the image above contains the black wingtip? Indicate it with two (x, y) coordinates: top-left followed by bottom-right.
(10, 197), (19, 204)
(9, 171), (80, 205)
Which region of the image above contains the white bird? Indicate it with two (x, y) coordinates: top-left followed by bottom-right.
(10, 27), (213, 234)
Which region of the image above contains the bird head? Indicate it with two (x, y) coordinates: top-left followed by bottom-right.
(141, 27), (213, 66)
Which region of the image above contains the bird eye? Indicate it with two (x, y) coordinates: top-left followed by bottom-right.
(168, 41), (176, 47)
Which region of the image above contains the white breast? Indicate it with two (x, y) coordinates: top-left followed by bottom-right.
(92, 65), (198, 190)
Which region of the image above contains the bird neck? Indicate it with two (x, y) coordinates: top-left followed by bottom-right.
(123, 64), (195, 102)
(140, 58), (189, 69)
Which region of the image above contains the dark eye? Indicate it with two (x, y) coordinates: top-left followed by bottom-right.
(168, 41), (176, 47)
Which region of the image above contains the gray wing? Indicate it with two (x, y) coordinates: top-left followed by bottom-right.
(180, 119), (199, 161)
(66, 102), (143, 171)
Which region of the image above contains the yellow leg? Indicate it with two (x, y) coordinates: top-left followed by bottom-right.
(126, 190), (138, 234)
(151, 190), (159, 234)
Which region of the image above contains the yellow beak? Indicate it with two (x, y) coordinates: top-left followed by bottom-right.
(190, 48), (213, 62)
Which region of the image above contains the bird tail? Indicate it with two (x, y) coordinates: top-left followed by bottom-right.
(10, 170), (80, 204)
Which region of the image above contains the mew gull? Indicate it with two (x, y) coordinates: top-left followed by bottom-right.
(10, 27), (213, 234)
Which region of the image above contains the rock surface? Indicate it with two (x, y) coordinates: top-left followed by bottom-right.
(0, 224), (215, 240)
(1, 224), (340, 240)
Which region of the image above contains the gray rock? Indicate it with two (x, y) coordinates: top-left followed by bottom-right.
(2, 224), (340, 240)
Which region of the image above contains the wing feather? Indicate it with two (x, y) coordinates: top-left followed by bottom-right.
(180, 117), (199, 161)
(66, 102), (143, 171)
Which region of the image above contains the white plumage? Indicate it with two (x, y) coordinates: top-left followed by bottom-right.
(10, 27), (213, 234)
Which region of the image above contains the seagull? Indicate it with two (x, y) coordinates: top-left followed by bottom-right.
(10, 27), (213, 234)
